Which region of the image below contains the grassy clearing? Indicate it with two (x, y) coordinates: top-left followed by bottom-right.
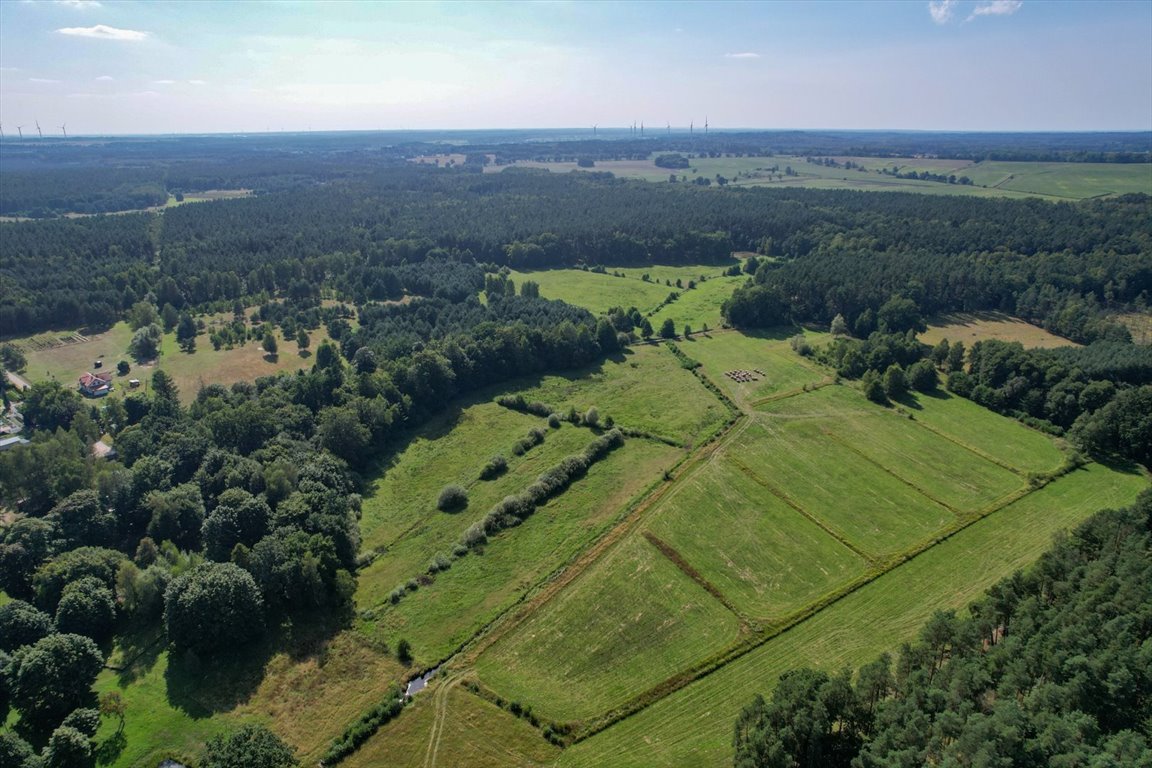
(503, 345), (728, 446)
(509, 269), (671, 315)
(759, 386), (1022, 513)
(343, 685), (559, 768)
(905, 390), (1066, 475)
(732, 416), (956, 559)
(644, 456), (866, 621)
(1114, 311), (1152, 345)
(92, 630), (405, 768)
(649, 275), (745, 333)
(685, 330), (828, 408)
(19, 320), (329, 404)
(558, 462), (1149, 768)
(613, 264), (738, 284)
(358, 404), (586, 548)
(474, 534), (742, 724)
(361, 439), (681, 666)
(919, 311), (1078, 350)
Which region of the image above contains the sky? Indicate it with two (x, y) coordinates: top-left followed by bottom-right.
(0, 0), (1150, 136)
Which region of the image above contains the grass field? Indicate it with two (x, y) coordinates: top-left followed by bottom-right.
(492, 155), (1150, 201)
(919, 311), (1078, 349)
(685, 330), (829, 408)
(758, 386), (1024, 513)
(474, 534), (743, 723)
(18, 320), (328, 404)
(342, 685), (560, 768)
(1114, 311), (1152, 345)
(648, 275), (745, 333)
(732, 415), (958, 558)
(361, 438), (680, 665)
(509, 269), (671, 316)
(557, 462), (1149, 768)
(92, 630), (405, 767)
(644, 457), (867, 621)
(498, 344), (728, 446)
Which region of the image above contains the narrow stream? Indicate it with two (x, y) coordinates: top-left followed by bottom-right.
(405, 667), (438, 697)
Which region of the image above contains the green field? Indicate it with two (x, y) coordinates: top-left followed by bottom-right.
(475, 534), (742, 723)
(510, 269), (671, 316)
(644, 457), (867, 621)
(361, 438), (680, 664)
(342, 685), (560, 768)
(648, 275), (745, 333)
(732, 416), (957, 558)
(497, 344), (728, 446)
(557, 462), (1149, 767)
(686, 330), (829, 407)
(494, 154), (1150, 201)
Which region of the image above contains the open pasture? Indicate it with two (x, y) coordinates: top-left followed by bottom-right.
(648, 275), (745, 333)
(731, 415), (957, 559)
(509, 268), (671, 315)
(919, 310), (1078, 349)
(1113, 311), (1152, 345)
(903, 389), (1065, 475)
(959, 160), (1152, 198)
(343, 684), (559, 768)
(361, 438), (680, 665)
(358, 404), (589, 547)
(685, 330), (828, 407)
(501, 344), (728, 446)
(474, 533), (742, 724)
(643, 456), (867, 621)
(558, 462), (1150, 768)
(757, 386), (1023, 513)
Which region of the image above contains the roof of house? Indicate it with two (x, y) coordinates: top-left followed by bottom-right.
(78, 371), (113, 388)
(0, 436), (30, 450)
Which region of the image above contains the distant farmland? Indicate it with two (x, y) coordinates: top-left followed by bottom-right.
(483, 154), (1152, 201)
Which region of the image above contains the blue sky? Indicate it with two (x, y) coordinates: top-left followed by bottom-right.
(0, 0), (1149, 135)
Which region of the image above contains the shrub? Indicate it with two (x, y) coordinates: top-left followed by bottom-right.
(479, 454), (507, 480)
(584, 407), (600, 428)
(396, 639), (412, 664)
(436, 484), (468, 512)
(427, 554), (451, 574)
(548, 413), (562, 429)
(388, 587), (405, 605)
(789, 334), (813, 356)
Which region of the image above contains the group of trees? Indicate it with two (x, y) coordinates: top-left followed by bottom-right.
(733, 490), (1152, 768)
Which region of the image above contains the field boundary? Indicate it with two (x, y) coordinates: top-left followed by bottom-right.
(641, 532), (749, 627)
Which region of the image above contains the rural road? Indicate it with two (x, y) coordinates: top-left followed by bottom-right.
(5, 370), (32, 391)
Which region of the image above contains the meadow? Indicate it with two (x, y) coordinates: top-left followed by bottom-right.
(17, 319), (329, 404)
(919, 310), (1079, 350)
(492, 154), (1151, 201)
(556, 462), (1148, 767)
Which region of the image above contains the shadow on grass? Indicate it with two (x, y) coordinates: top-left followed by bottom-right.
(1092, 454), (1146, 476)
(111, 623), (166, 686)
(164, 607), (353, 718)
(745, 326), (808, 342)
(94, 730), (127, 766)
(894, 393), (924, 411)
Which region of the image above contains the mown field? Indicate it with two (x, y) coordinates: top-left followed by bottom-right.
(492, 154), (1151, 201)
(919, 310), (1079, 350)
(556, 462), (1148, 767)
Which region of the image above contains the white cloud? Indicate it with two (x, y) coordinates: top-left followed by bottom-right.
(969, 0), (1023, 19)
(929, 0), (957, 24)
(724, 52), (760, 59)
(188, 79), (207, 85)
(0, 67), (20, 72)
(152, 79), (176, 85)
(29, 77), (62, 83)
(95, 75), (114, 81)
(55, 0), (103, 8)
(57, 25), (149, 41)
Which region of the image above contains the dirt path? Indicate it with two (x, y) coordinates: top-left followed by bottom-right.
(5, 370), (32, 391)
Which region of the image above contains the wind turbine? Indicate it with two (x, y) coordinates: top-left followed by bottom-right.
(35, 120), (42, 139)
(16, 126), (23, 139)
(593, 124), (597, 137)
(60, 124), (67, 139)
(705, 116), (709, 135)
(640, 121), (644, 136)
(667, 122), (670, 135)
(690, 121), (694, 135)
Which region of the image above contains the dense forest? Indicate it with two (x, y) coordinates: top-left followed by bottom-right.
(733, 490), (1152, 768)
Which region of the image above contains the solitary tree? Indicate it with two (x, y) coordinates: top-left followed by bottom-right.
(262, 332), (278, 357)
(295, 329), (310, 352)
(8, 633), (103, 728)
(660, 318), (677, 339)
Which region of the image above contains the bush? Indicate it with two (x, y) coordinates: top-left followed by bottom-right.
(789, 334), (813, 356)
(427, 554), (451, 574)
(479, 455), (507, 480)
(396, 639), (412, 664)
(436, 484), (468, 512)
(584, 407), (600, 428)
(321, 686), (404, 765)
(548, 413), (562, 429)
